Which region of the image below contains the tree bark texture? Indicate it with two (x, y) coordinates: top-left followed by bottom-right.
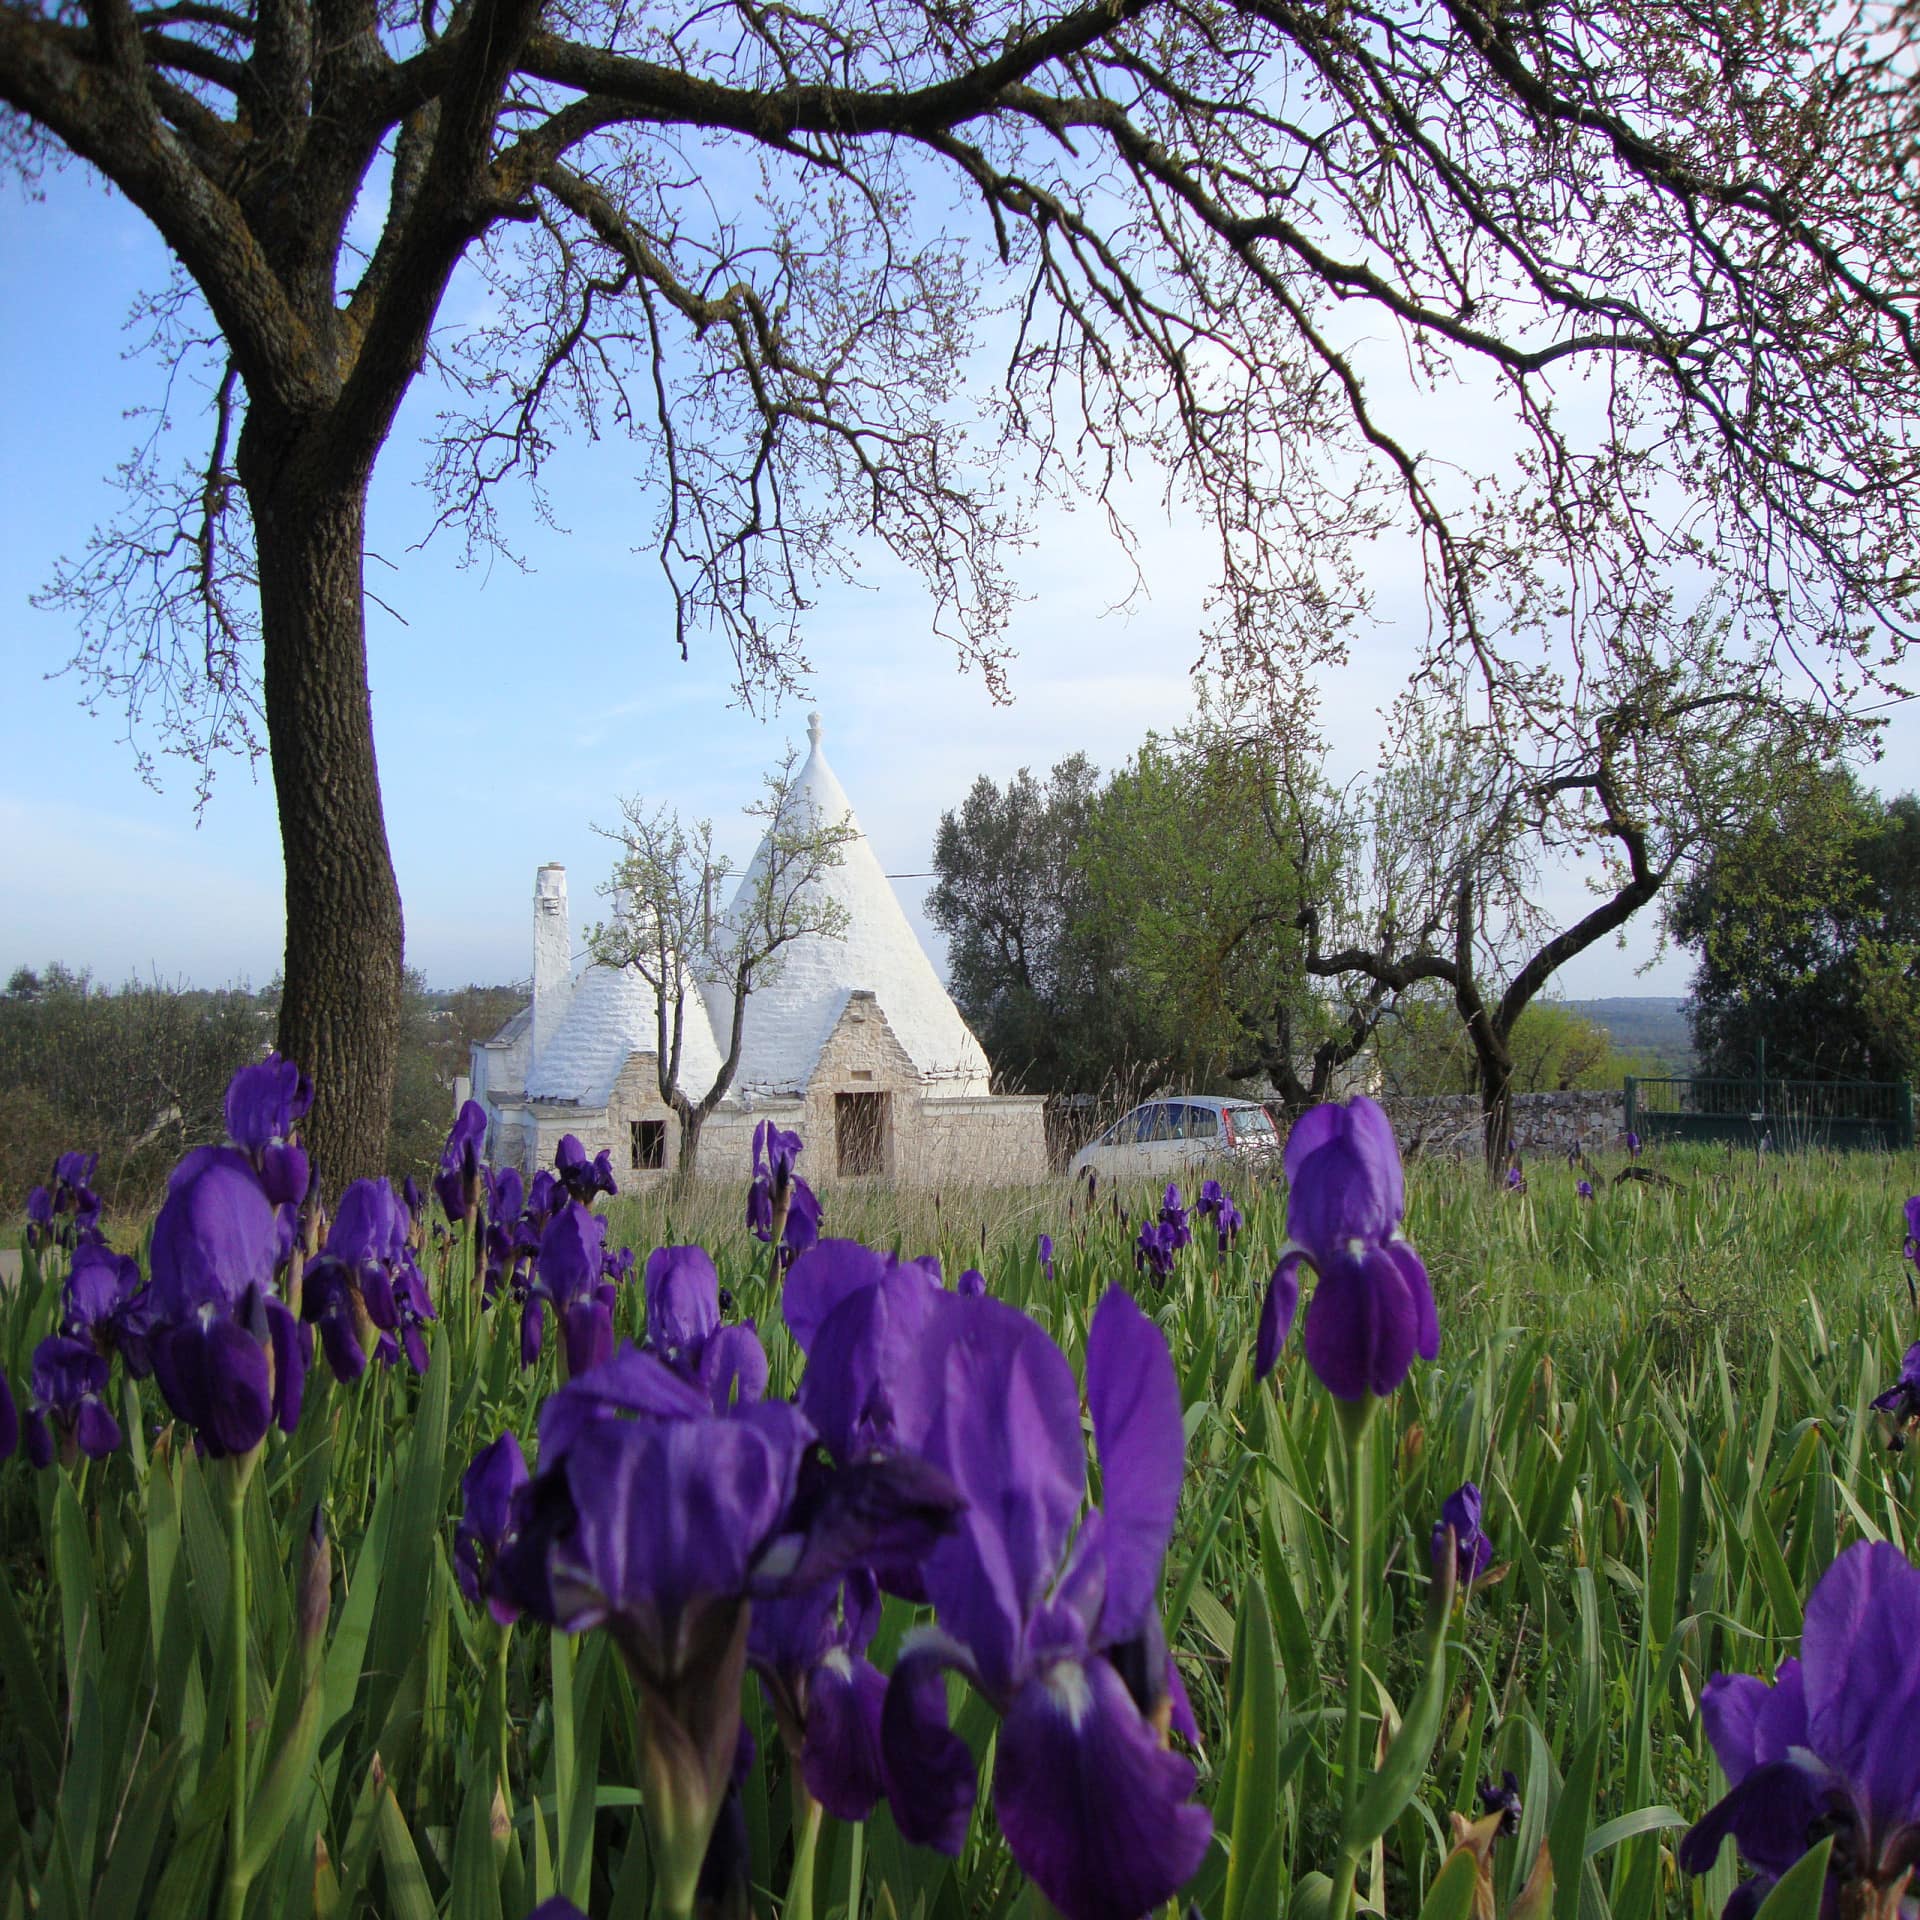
(673, 1101), (706, 1189)
(246, 429), (404, 1188)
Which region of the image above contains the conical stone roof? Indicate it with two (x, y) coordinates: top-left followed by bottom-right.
(701, 715), (992, 1098)
(527, 952), (724, 1108)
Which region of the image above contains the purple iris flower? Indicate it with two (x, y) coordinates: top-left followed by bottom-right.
(61, 1242), (152, 1375)
(875, 1287), (1212, 1919)
(747, 1121), (821, 1269)
(1577, 1178), (1595, 1201)
(303, 1178), (436, 1379)
(1216, 1194), (1244, 1249)
(25, 1148), (104, 1251)
(554, 1133), (618, 1207)
(524, 1202), (617, 1376)
(956, 1267), (987, 1299)
(526, 1167), (560, 1222)
(1505, 1160), (1526, 1194)
(750, 1569), (894, 1820)
(146, 1145), (307, 1458)
(785, 1242), (953, 1485)
(224, 1053), (313, 1208)
(644, 1244), (769, 1410)
(1157, 1184), (1191, 1250)
(1196, 1180), (1241, 1252)
(1904, 1197), (1920, 1305)
(1255, 1095), (1437, 1402)
(1480, 1771), (1522, 1835)
(491, 1343), (962, 1917)
(1431, 1482), (1494, 1589)
(0, 1366), (16, 1460)
(436, 1100), (489, 1221)
(1038, 1234), (1054, 1282)
(1134, 1218), (1179, 1283)
(483, 1164), (533, 1301)
(1681, 1542), (1920, 1918)
(21, 1334), (122, 1468)
(455, 1431), (530, 1626)
(1626, 1129), (1641, 1158)
(782, 1239), (945, 1361)
(1870, 1341), (1920, 1450)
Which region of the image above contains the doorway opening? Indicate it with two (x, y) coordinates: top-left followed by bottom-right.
(835, 1092), (890, 1177)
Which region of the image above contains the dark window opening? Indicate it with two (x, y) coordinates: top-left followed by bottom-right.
(631, 1119), (666, 1171)
(836, 1092), (890, 1177)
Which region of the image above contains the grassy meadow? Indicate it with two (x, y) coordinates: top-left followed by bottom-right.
(2, 1137), (1917, 1919)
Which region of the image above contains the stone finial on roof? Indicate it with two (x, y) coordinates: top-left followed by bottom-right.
(808, 711), (823, 750)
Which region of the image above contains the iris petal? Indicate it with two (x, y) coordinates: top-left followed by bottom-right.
(1389, 1240), (1440, 1361)
(1302, 1245), (1421, 1402)
(1256, 1252), (1304, 1381)
(922, 1309), (1084, 1698)
(801, 1649), (890, 1820)
(1679, 1759), (1828, 1882)
(878, 1638), (978, 1854)
(563, 1298), (614, 1379)
(75, 1397), (122, 1459)
(1701, 1670), (1798, 1785)
(995, 1652), (1211, 1920)
(1085, 1287), (1183, 1645)
(646, 1246), (722, 1358)
(1799, 1541), (1920, 1834)
(782, 1240), (891, 1353)
(151, 1311), (273, 1459)
(698, 1324), (770, 1411)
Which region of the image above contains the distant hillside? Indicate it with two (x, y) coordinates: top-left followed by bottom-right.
(1567, 996), (1693, 1072)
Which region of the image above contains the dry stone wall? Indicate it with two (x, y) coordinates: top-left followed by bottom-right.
(1369, 1090), (1628, 1163)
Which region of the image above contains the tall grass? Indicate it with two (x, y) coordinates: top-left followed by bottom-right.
(2, 1139), (1915, 1917)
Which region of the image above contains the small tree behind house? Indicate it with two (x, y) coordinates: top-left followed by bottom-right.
(592, 751), (856, 1181)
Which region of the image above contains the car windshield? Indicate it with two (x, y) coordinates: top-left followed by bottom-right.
(1230, 1105), (1276, 1135)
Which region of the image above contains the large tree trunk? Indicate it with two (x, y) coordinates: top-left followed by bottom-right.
(675, 1100), (706, 1190)
(245, 424), (404, 1190)
(1479, 1060), (1515, 1179)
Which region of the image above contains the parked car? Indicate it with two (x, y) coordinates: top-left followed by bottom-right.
(1068, 1097), (1282, 1181)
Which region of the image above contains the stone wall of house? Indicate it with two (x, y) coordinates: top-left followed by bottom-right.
(696, 1101), (804, 1181)
(481, 987), (1055, 1189)
(1371, 1090), (1628, 1163)
(798, 992), (926, 1180)
(602, 1054), (690, 1182)
(910, 1094), (1050, 1185)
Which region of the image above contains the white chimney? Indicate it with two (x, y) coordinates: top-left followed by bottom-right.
(531, 863), (572, 1066)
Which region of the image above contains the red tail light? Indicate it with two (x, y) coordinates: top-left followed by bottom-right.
(1221, 1109), (1236, 1147)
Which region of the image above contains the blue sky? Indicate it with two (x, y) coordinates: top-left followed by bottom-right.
(5, 162), (1911, 1002)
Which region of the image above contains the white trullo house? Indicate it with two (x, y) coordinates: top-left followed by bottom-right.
(470, 715), (1046, 1184)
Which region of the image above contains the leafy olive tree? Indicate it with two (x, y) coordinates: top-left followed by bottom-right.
(7, 0), (1920, 1177)
(927, 754), (1158, 1093)
(1666, 768), (1920, 1081)
(1274, 619), (1860, 1170)
(1072, 730), (1371, 1104)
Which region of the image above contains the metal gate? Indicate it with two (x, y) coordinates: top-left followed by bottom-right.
(1624, 1070), (1914, 1152)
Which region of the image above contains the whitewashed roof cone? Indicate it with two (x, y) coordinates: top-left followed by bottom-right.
(701, 712), (993, 1097)
(529, 947), (724, 1109)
